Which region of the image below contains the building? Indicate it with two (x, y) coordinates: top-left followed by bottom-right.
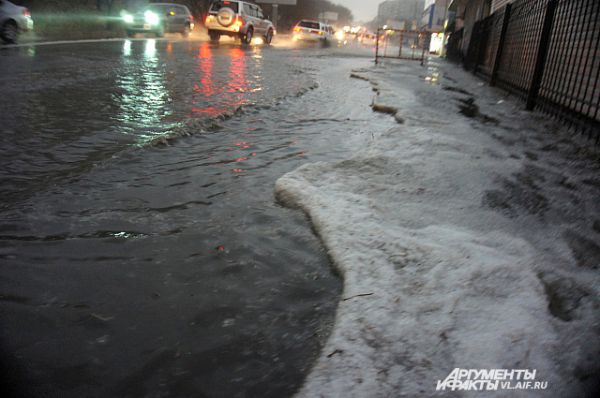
(421, 0), (451, 54)
(445, 0), (515, 59)
(377, 0), (425, 30)
(421, 0), (451, 32)
(447, 0), (492, 56)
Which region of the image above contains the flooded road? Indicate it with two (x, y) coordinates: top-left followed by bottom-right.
(0, 39), (390, 397)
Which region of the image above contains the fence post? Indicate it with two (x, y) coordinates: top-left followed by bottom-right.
(420, 32), (427, 66)
(473, 22), (483, 74)
(490, 3), (512, 86)
(399, 31), (404, 58)
(526, 0), (558, 110)
(375, 28), (381, 65)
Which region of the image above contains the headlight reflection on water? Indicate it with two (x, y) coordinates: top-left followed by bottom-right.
(145, 39), (157, 58)
(122, 39), (158, 59)
(117, 39), (173, 145)
(123, 40), (131, 57)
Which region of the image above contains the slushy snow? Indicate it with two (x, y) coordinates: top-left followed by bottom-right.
(276, 59), (600, 397)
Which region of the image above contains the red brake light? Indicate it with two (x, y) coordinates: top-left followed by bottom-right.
(23, 8), (31, 17)
(235, 16), (245, 27)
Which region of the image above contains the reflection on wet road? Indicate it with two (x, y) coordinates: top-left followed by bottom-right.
(0, 39), (392, 397)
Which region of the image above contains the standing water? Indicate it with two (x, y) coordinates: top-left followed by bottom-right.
(0, 39), (390, 397)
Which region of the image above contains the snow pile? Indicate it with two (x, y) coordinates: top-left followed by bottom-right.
(276, 60), (600, 397)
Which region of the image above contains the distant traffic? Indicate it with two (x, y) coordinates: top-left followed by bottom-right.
(1, 0), (377, 49)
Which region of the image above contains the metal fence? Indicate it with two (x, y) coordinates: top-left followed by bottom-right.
(455, 0), (600, 140)
(375, 29), (431, 66)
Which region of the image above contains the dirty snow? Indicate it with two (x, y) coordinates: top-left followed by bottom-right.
(276, 59), (600, 397)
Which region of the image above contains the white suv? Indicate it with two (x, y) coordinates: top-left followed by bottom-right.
(292, 20), (334, 45)
(205, 1), (274, 44)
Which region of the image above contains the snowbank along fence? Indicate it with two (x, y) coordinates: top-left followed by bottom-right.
(451, 0), (600, 141)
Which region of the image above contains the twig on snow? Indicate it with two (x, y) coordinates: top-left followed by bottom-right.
(342, 293), (374, 301)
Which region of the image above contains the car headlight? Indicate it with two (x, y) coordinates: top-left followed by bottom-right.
(145, 11), (160, 25)
(122, 13), (134, 24)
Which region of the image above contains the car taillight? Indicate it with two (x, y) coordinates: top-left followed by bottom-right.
(293, 27), (301, 32)
(23, 8), (31, 17)
(205, 15), (214, 24)
(234, 16), (244, 28)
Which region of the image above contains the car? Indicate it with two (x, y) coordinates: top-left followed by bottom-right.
(0, 0), (33, 44)
(122, 3), (194, 38)
(358, 31), (377, 46)
(292, 20), (333, 45)
(205, 1), (274, 45)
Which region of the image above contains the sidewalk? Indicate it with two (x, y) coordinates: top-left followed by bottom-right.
(276, 58), (600, 397)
